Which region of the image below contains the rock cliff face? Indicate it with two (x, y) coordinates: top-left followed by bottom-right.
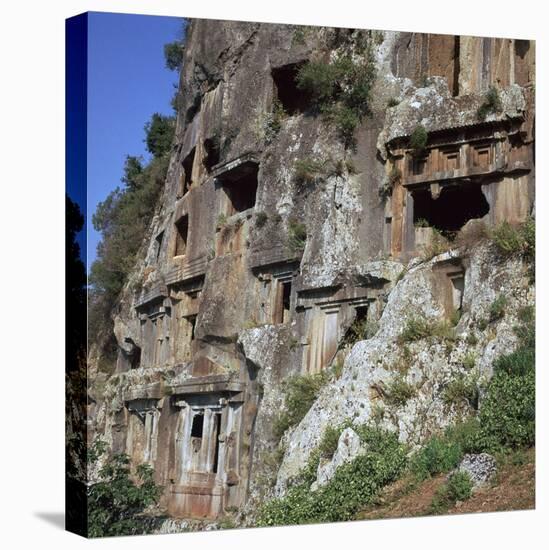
(89, 19), (535, 524)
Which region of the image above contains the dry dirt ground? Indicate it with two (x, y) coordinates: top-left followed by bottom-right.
(356, 447), (535, 521)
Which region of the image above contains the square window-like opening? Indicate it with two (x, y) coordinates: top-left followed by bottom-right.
(182, 147), (196, 192)
(155, 231), (164, 261)
(174, 215), (188, 257)
(273, 279), (292, 324)
(191, 412), (204, 439)
(221, 163), (259, 215)
(272, 63), (311, 115)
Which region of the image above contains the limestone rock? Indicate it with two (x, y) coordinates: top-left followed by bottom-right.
(457, 453), (497, 488)
(311, 428), (363, 491)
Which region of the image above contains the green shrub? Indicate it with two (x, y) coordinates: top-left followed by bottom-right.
(477, 86), (503, 120)
(410, 435), (463, 480)
(398, 317), (432, 342)
(489, 294), (507, 322)
(430, 471), (473, 514)
(493, 345), (534, 377)
(490, 218), (535, 260)
(144, 113), (175, 158)
(164, 41), (184, 71)
(288, 220), (307, 253)
(444, 417), (485, 455)
(442, 373), (480, 409)
(398, 317), (454, 344)
(385, 376), (416, 406)
(274, 372), (328, 438)
(387, 97), (400, 108)
(409, 125), (428, 154)
(295, 48), (375, 146)
(318, 425), (344, 459)
(88, 444), (162, 537)
(257, 428), (407, 526)
(479, 368), (535, 449)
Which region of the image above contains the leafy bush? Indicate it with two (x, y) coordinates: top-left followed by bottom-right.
(295, 47), (375, 146)
(164, 41), (184, 71)
(430, 471), (473, 514)
(257, 428), (407, 526)
(88, 445), (162, 537)
(444, 417), (485, 455)
(409, 125), (428, 154)
(479, 367), (535, 449)
(274, 372), (328, 438)
(489, 294), (507, 322)
(477, 86), (503, 120)
(410, 435), (463, 480)
(385, 376), (417, 406)
(493, 345), (534, 377)
(478, 313), (535, 450)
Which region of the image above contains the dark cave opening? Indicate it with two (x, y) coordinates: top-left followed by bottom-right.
(412, 183), (490, 237)
(272, 63), (311, 115)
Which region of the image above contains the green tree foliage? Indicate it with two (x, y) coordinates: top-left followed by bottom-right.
(87, 443), (162, 538)
(144, 113), (175, 158)
(164, 41), (184, 71)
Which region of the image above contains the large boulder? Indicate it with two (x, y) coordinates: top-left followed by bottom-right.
(457, 453), (497, 488)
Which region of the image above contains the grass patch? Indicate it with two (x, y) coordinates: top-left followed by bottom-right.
(398, 317), (454, 344)
(477, 86), (503, 120)
(490, 218), (535, 261)
(384, 376), (417, 406)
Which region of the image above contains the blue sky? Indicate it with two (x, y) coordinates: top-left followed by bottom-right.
(87, 12), (184, 268)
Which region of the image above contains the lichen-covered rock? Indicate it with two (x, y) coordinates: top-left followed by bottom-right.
(457, 453), (497, 488)
(311, 428), (363, 491)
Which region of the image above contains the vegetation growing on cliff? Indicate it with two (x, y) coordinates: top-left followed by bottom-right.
(295, 38), (375, 146)
(258, 427), (407, 526)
